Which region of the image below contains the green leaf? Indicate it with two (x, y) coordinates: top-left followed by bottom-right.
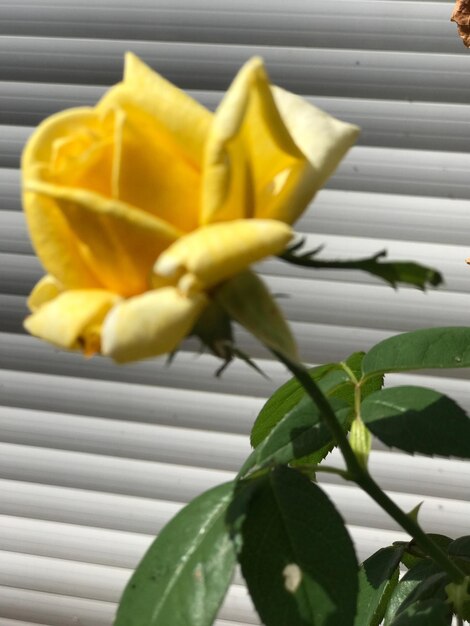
(407, 534), (453, 560)
(251, 352), (382, 448)
(114, 482), (236, 626)
(354, 546), (404, 626)
(401, 534), (453, 570)
(251, 363), (341, 448)
(361, 386), (470, 458)
(384, 560), (446, 626)
(448, 536), (470, 560)
(236, 448), (259, 481)
(253, 397), (351, 470)
(400, 571), (449, 611)
(445, 576), (470, 621)
(448, 536), (470, 575)
(280, 246), (442, 290)
(362, 327), (470, 378)
(337, 351), (384, 404)
(389, 599), (452, 625)
(238, 466), (358, 626)
(225, 477), (264, 555)
(216, 270), (297, 361)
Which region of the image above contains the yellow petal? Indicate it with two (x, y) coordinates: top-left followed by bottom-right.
(154, 219), (293, 292)
(202, 57), (307, 225)
(107, 101), (201, 233)
(269, 85), (360, 222)
(22, 108), (116, 289)
(24, 107), (118, 198)
(101, 287), (207, 363)
(27, 275), (63, 312)
(23, 108), (99, 176)
(216, 270), (298, 361)
(24, 289), (120, 350)
(23, 187), (103, 289)
(26, 180), (182, 297)
(97, 52), (212, 169)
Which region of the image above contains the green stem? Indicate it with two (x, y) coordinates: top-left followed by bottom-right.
(272, 349), (465, 584)
(272, 349), (360, 472)
(297, 464), (351, 480)
(354, 471), (464, 583)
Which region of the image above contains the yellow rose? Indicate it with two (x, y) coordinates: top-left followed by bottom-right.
(22, 53), (359, 363)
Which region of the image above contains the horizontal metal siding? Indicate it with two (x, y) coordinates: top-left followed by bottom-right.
(0, 1), (460, 54)
(0, 38), (469, 103)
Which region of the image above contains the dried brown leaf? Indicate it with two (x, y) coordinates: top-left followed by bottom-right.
(451, 0), (470, 47)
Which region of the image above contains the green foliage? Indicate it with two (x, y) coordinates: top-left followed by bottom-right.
(280, 244), (442, 290)
(361, 386), (470, 459)
(387, 599), (452, 625)
(400, 534), (453, 570)
(384, 560), (449, 626)
(444, 540), (470, 619)
(216, 269), (297, 360)
(448, 536), (470, 575)
(191, 301), (233, 359)
(250, 362), (338, 448)
(362, 327), (470, 377)
(349, 416), (372, 470)
(236, 466), (359, 626)
(449, 536), (470, 557)
(354, 546), (404, 626)
(114, 482), (236, 626)
(237, 337), (470, 625)
(251, 351), (382, 448)
(445, 576), (470, 621)
(342, 351), (384, 399)
(251, 397), (351, 470)
(115, 327), (470, 626)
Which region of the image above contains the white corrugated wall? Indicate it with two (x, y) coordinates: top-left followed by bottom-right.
(1, 1), (469, 624)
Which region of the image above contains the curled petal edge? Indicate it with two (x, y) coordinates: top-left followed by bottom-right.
(24, 289), (120, 353)
(154, 218), (293, 294)
(27, 275), (64, 312)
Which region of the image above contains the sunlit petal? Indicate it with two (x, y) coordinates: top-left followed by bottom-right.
(22, 108), (96, 175)
(27, 275), (63, 312)
(23, 186), (103, 289)
(22, 108), (118, 289)
(270, 85), (360, 223)
(154, 218), (293, 292)
(98, 52), (211, 168)
(109, 103), (201, 232)
(101, 287), (207, 363)
(26, 180), (182, 297)
(24, 289), (120, 351)
(202, 57), (306, 225)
